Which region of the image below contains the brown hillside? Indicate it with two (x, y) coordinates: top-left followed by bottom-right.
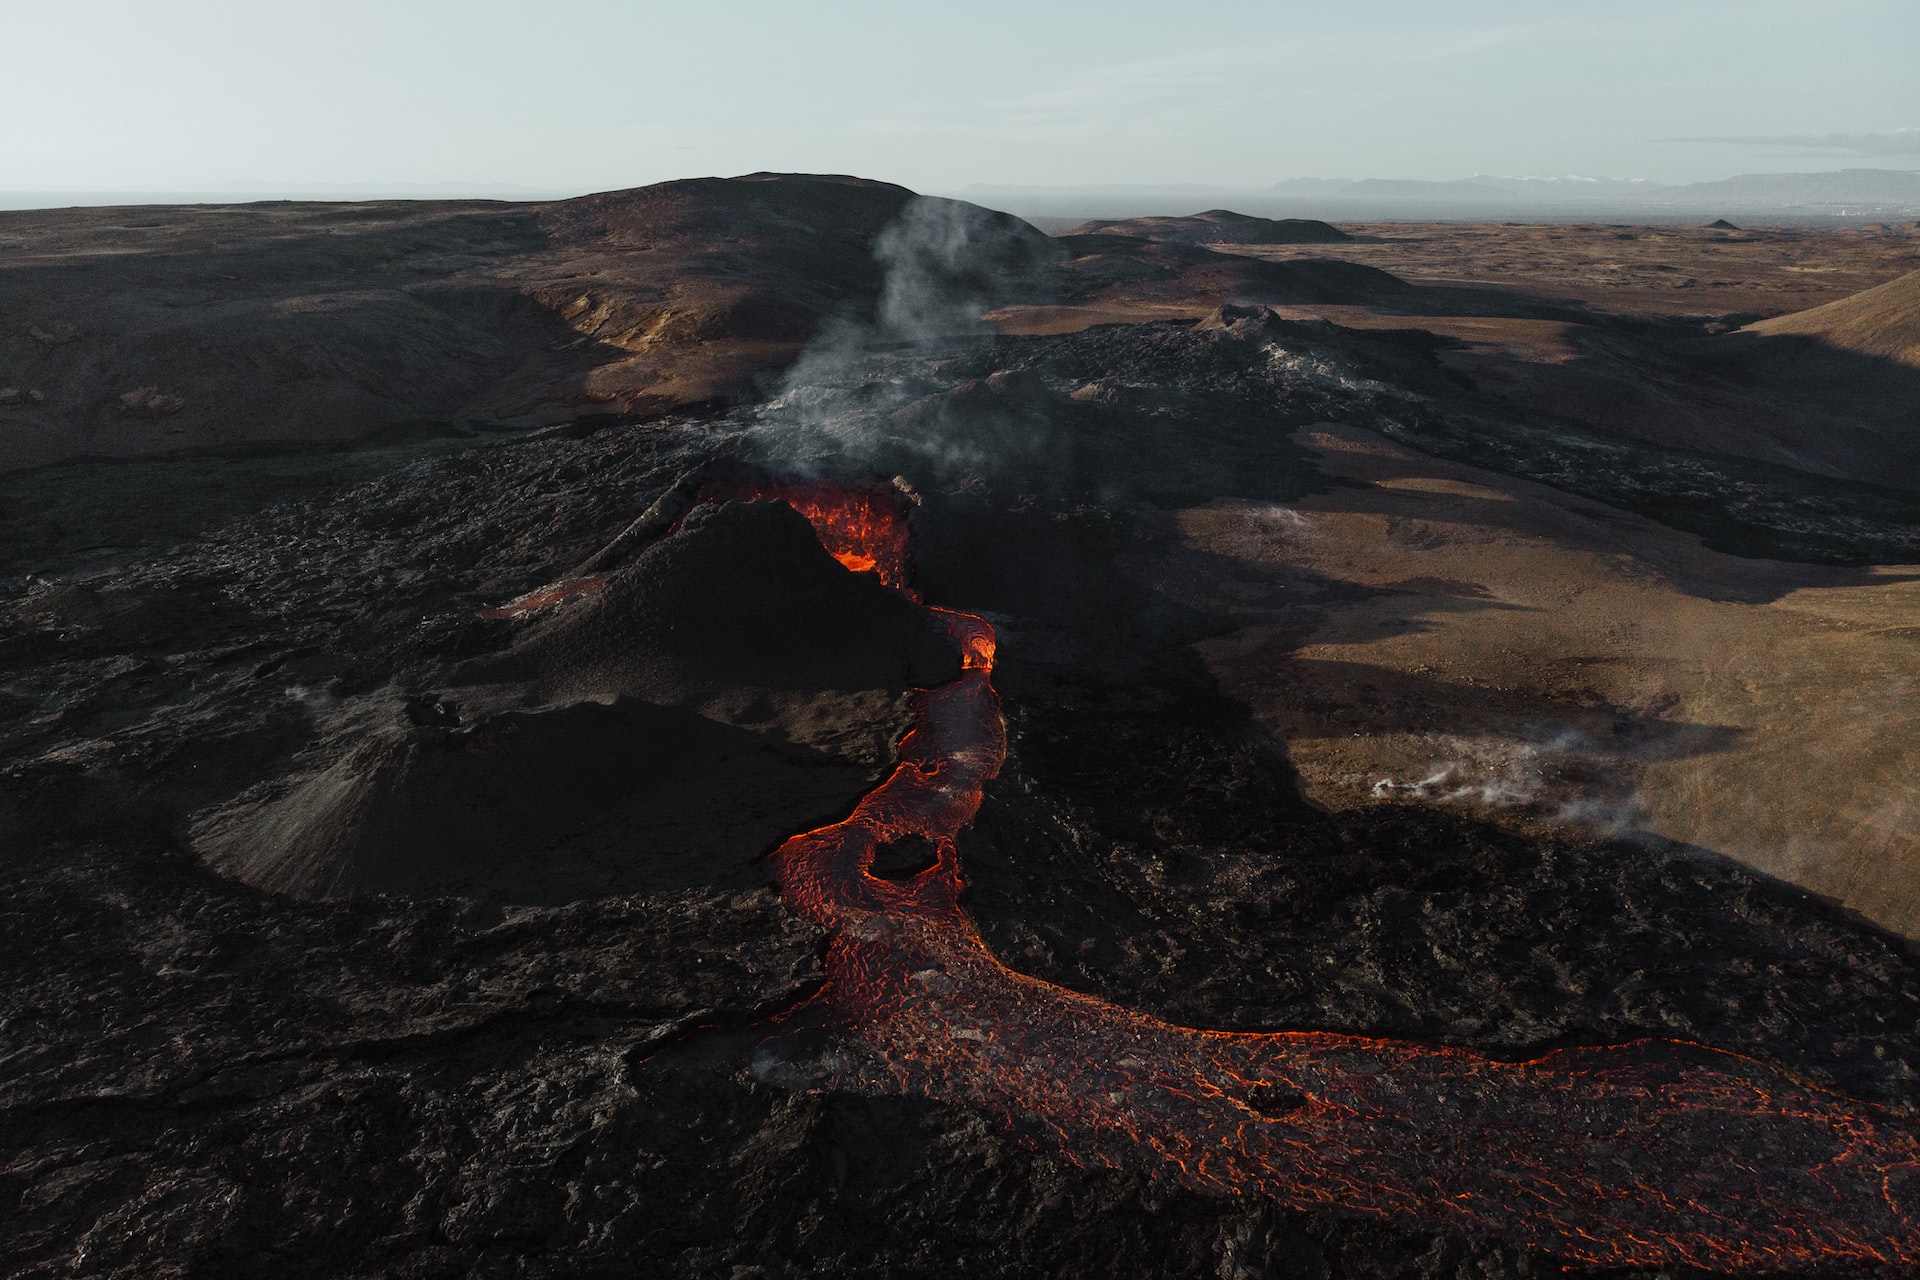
(1052, 233), (1410, 307)
(0, 174), (1052, 471)
(1746, 267), (1920, 368)
(1067, 209), (1351, 246)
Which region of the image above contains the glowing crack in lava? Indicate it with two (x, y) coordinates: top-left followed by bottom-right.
(748, 483), (1920, 1271)
(702, 476), (916, 590)
(476, 574), (610, 620)
(488, 480), (1920, 1267)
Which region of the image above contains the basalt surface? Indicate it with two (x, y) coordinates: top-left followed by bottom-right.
(5, 198), (1920, 1278)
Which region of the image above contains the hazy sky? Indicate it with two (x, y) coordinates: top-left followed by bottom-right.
(4, 0), (1916, 195)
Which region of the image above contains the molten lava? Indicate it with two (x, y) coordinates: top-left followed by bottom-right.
(701, 476), (917, 592)
(488, 478), (1920, 1268)
(747, 481), (1920, 1272)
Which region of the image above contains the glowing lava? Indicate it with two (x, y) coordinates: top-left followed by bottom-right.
(475, 573), (611, 620)
(701, 476), (916, 591)
(748, 481), (1920, 1272)
(483, 478), (1920, 1267)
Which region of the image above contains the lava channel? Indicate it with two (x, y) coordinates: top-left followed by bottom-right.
(486, 479), (1920, 1268)
(743, 481), (1920, 1273)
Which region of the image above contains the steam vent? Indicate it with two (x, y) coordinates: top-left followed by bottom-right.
(8, 170), (1920, 1279)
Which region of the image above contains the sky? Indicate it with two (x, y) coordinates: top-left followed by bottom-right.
(3, 0), (1916, 197)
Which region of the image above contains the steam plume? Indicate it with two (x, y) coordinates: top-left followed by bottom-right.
(745, 195), (1060, 480)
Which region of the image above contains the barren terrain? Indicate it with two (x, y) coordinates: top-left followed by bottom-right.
(0, 175), (1051, 472)
(1174, 424), (1920, 935)
(1236, 219), (1920, 318)
(4, 179), (1920, 1278)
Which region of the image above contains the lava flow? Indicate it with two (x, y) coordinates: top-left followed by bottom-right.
(741, 481), (1920, 1272)
(476, 573), (611, 620)
(701, 475), (917, 591)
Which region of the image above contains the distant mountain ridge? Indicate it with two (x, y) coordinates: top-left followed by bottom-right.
(1065, 209), (1351, 246)
(961, 169), (1920, 222)
(1270, 169), (1920, 205)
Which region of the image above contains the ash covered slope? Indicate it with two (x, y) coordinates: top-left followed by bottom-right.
(191, 498), (959, 903)
(13, 402), (1919, 1279)
(0, 174), (1055, 470)
(1033, 232), (1587, 328)
(1053, 233), (1413, 308)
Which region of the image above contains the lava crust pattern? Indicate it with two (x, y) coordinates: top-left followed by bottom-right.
(709, 482), (1917, 1270)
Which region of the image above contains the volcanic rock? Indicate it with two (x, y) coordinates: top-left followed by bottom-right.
(114, 386), (186, 416)
(190, 497), (960, 903)
(984, 368), (1047, 397)
(193, 697), (871, 902)
(1068, 209), (1352, 245)
(11, 185), (1920, 1280)
(1052, 232), (1414, 308)
(1195, 302), (1279, 332)
(510, 498), (959, 706)
(0, 174), (1057, 471)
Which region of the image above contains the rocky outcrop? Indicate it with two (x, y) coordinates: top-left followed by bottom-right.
(190, 496), (958, 904)
(1068, 208), (1353, 246)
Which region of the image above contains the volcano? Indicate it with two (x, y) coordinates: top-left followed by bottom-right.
(5, 176), (1920, 1279)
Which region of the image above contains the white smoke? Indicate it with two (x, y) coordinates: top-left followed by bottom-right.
(1368, 728), (1644, 836)
(1250, 505), (1311, 528)
(874, 196), (1019, 343)
(747, 195), (1058, 478)
(283, 683), (338, 712)
(749, 1045), (850, 1090)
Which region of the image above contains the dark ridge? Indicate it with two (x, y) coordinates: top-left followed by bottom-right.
(1065, 209), (1353, 245)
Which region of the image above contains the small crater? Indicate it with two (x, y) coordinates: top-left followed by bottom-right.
(869, 835), (940, 880)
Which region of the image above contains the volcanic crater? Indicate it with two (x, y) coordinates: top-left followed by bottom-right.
(4, 175), (1920, 1278)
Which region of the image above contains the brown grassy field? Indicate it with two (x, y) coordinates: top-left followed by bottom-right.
(994, 218), (1920, 937)
(1231, 219), (1920, 319)
(1166, 423), (1920, 937)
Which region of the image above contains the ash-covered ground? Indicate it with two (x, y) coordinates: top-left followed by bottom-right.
(5, 182), (1920, 1278)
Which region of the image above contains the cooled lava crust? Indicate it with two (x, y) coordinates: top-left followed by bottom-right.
(8, 283), (1920, 1277)
(720, 481), (1920, 1270)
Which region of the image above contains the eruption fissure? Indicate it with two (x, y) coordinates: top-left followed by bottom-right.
(492, 480), (1920, 1268)
(698, 477), (917, 591)
(746, 481), (1920, 1271)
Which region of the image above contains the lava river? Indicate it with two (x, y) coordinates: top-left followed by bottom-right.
(642, 481), (1920, 1269)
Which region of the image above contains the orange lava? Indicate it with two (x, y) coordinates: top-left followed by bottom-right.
(702, 477), (916, 592)
(476, 573), (610, 619)
(745, 481), (1920, 1271)
(475, 478), (913, 622)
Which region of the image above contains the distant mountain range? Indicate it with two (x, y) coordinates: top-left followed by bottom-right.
(957, 169), (1920, 223)
(8, 170), (1918, 223)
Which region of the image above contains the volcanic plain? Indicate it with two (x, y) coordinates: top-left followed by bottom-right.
(4, 175), (1920, 1277)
